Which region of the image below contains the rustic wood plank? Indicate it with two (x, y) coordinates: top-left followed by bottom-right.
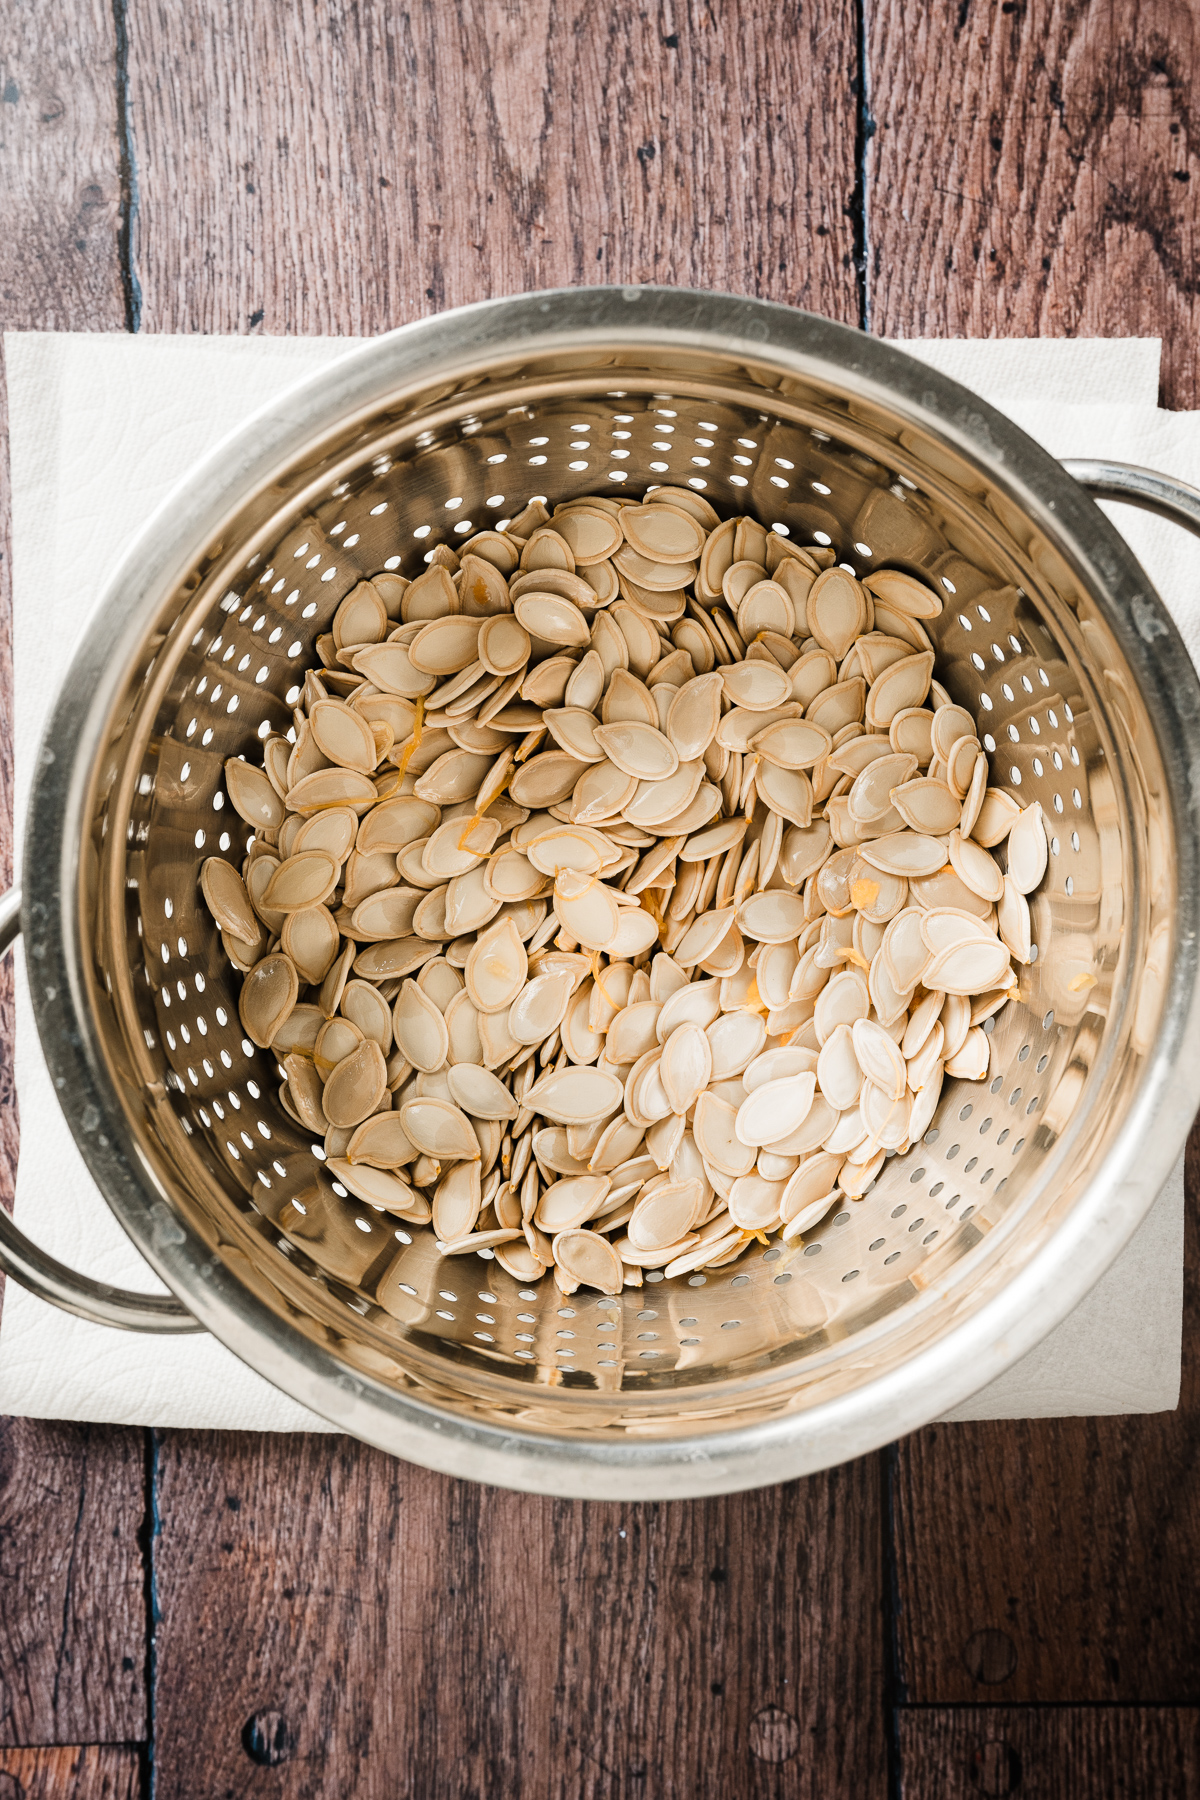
(875, 1), (1200, 1715)
(898, 1707), (1200, 1799)
(868, 0), (1200, 408)
(891, 1118), (1200, 1703)
(0, 0), (129, 332)
(0, 3), (147, 1761)
(152, 1433), (885, 1799)
(0, 0), (128, 1202)
(0, 1744), (139, 1799)
(0, 1419), (146, 1744)
(127, 0), (861, 334)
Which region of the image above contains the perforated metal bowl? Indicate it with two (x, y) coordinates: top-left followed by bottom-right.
(7, 289), (1200, 1498)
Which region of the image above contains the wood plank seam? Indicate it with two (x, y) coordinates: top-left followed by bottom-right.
(110, 0), (142, 333)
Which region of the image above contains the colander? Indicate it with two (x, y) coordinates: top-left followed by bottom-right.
(4, 288), (1200, 1500)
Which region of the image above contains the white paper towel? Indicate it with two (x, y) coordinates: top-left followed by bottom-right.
(0, 329), (1186, 1432)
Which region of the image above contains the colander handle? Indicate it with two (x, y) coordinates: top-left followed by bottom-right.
(1064, 459), (1200, 537)
(0, 887), (201, 1333)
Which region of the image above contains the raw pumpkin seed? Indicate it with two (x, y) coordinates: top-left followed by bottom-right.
(205, 484), (1044, 1296)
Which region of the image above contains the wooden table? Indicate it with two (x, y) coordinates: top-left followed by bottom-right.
(2, 4), (1199, 1794)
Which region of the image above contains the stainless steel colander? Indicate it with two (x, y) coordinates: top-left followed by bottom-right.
(5, 288), (1200, 1499)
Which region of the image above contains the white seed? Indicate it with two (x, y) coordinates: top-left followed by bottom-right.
(667, 673), (725, 760)
(239, 953), (299, 1048)
(859, 833), (949, 878)
(736, 889), (807, 942)
(863, 568), (943, 618)
(706, 1011), (768, 1080)
(551, 1229), (623, 1293)
(1006, 801), (1049, 893)
(399, 1096), (481, 1159)
(432, 1162), (483, 1241)
(750, 717), (833, 770)
(262, 850), (339, 912)
(536, 1175), (611, 1231)
(735, 1074), (817, 1148)
(948, 829), (1006, 902)
(323, 1039), (387, 1128)
(346, 1112), (418, 1169)
(817, 1024), (863, 1112)
(727, 1175), (786, 1231)
(476, 613), (531, 676)
(593, 721), (679, 780)
(658, 1023), (712, 1114)
(921, 937), (1013, 996)
(225, 758), (285, 831)
(357, 796), (441, 855)
(216, 486), (1048, 1296)
(890, 778), (961, 835)
(514, 592), (592, 647)
(806, 569), (868, 660)
(997, 875), (1032, 962)
(392, 978), (450, 1072)
(281, 905), (340, 985)
(524, 1065), (624, 1125)
(972, 787), (1022, 847)
(852, 1017), (907, 1099)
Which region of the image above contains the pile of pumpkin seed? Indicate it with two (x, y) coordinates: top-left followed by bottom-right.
(200, 485), (1048, 1298)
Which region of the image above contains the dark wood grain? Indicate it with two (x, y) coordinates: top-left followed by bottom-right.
(898, 1707), (1200, 1799)
(868, 0), (1200, 409)
(891, 1119), (1200, 1704)
(0, 0), (128, 1201)
(0, 1744), (139, 1799)
(0, 1420), (146, 1746)
(152, 1433), (885, 1799)
(126, 0), (861, 335)
(872, 0), (1200, 1717)
(0, 5), (147, 1764)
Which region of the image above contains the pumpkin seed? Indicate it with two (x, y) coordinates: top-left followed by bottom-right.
(859, 833), (948, 878)
(351, 641), (437, 698)
(551, 1228), (623, 1293)
(323, 1039), (387, 1128)
(309, 699), (379, 773)
(931, 703), (976, 762)
(1005, 801), (1049, 893)
(514, 592), (591, 648)
(735, 1074), (817, 1149)
(721, 660), (791, 711)
(553, 869), (620, 950)
(239, 953), (299, 1048)
(281, 905), (341, 984)
(750, 717), (832, 770)
(944, 1026), (990, 1081)
(286, 768), (379, 815)
(806, 569), (868, 660)
(948, 829), (1006, 902)
(921, 937), (1013, 996)
(399, 1096), (481, 1160)
(863, 568), (943, 618)
(593, 721), (679, 780)
(555, 506), (624, 565)
(890, 777), (961, 835)
(972, 787), (1022, 848)
(225, 758), (285, 831)
(214, 488), (1045, 1294)
(432, 1161), (483, 1241)
(200, 857), (260, 942)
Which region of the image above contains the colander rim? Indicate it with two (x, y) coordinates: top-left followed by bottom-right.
(20, 284), (1200, 1497)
